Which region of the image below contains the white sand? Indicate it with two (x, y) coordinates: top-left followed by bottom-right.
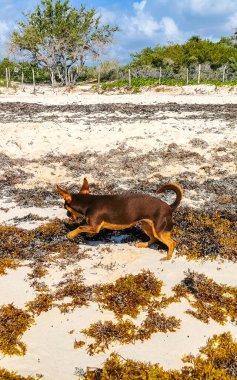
(0, 86), (236, 379)
(1, 83), (237, 105)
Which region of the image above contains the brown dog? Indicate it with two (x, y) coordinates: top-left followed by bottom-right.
(57, 179), (183, 260)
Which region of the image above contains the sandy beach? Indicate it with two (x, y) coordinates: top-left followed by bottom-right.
(0, 85), (236, 379)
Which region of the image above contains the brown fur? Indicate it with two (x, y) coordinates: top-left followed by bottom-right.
(56, 179), (183, 260)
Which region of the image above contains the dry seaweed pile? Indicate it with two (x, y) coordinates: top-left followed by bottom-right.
(0, 220), (85, 274)
(174, 208), (237, 262)
(94, 270), (163, 318)
(0, 368), (38, 380)
(173, 271), (237, 324)
(0, 304), (35, 356)
(26, 293), (54, 316)
(82, 271), (180, 354)
(1, 102), (237, 124)
(98, 332), (237, 380)
(0, 258), (19, 275)
(54, 269), (93, 313)
(83, 312), (180, 355)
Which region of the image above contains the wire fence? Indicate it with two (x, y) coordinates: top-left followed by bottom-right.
(1, 62), (237, 93)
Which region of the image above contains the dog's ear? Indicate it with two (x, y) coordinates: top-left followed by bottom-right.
(79, 177), (89, 194)
(56, 185), (72, 203)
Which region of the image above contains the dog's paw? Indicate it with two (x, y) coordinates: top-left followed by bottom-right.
(135, 242), (148, 248)
(67, 232), (76, 240)
(160, 256), (172, 261)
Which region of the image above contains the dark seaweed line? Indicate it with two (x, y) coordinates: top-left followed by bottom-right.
(0, 101), (236, 123)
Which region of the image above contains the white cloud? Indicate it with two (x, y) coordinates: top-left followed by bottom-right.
(98, 7), (117, 24)
(133, 0), (147, 12)
(159, 17), (181, 40)
(122, 0), (160, 38)
(225, 12), (237, 33)
(0, 20), (11, 56)
(179, 0), (237, 15)
(97, 1), (186, 62)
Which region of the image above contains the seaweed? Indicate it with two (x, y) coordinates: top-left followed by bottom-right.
(26, 293), (54, 316)
(174, 208), (237, 262)
(82, 320), (137, 354)
(27, 265), (48, 280)
(0, 304), (34, 356)
(94, 270), (163, 318)
(173, 271), (237, 324)
(74, 340), (86, 349)
(99, 332), (237, 379)
(0, 226), (35, 260)
(137, 310), (181, 341)
(54, 269), (93, 312)
(82, 271), (181, 354)
(0, 368), (38, 380)
(182, 332), (237, 379)
(0, 258), (19, 275)
(83, 311), (180, 355)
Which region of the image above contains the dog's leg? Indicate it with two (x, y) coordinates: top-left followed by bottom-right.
(67, 223), (103, 239)
(156, 231), (176, 260)
(148, 219), (176, 260)
(135, 221), (157, 248)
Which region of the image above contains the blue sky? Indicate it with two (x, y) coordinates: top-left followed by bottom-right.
(1, 0), (237, 63)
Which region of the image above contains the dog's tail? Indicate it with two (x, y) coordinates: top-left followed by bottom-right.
(157, 183), (183, 211)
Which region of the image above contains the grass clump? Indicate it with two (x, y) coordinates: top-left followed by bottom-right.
(99, 332), (237, 379)
(94, 270), (163, 318)
(173, 271), (237, 324)
(174, 208), (237, 262)
(0, 304), (34, 356)
(101, 78), (160, 91)
(101, 78), (237, 92)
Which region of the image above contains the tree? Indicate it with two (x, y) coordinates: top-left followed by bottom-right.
(10, 0), (118, 85)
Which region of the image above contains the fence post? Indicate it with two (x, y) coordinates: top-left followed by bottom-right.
(32, 68), (36, 93)
(51, 71), (54, 88)
(128, 69), (131, 87)
(6, 68), (9, 88)
(198, 64), (201, 84)
(21, 71), (25, 91)
(97, 65), (101, 94)
(222, 65), (226, 82)
(159, 67), (162, 85)
(186, 68), (189, 85)
(8, 68), (11, 86)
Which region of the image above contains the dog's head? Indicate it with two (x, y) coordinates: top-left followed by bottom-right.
(56, 177), (89, 221)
